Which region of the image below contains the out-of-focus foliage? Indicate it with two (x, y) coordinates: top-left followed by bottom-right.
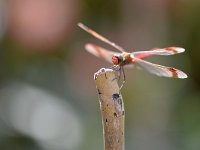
(0, 0), (199, 150)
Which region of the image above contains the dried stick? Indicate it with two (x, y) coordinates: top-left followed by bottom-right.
(94, 68), (125, 150)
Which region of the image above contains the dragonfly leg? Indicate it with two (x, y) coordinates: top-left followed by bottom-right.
(109, 65), (125, 90)
(119, 67), (125, 90)
(110, 65), (120, 78)
(109, 65), (120, 70)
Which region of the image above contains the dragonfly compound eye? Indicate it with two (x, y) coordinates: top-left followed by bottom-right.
(112, 55), (122, 65)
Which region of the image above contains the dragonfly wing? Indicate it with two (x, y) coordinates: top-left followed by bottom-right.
(78, 23), (125, 52)
(133, 47), (185, 57)
(134, 57), (187, 79)
(85, 43), (120, 64)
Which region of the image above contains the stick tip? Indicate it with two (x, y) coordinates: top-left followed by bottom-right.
(94, 68), (114, 80)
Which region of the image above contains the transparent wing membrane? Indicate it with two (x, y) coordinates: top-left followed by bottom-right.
(78, 23), (125, 52)
(85, 43), (120, 63)
(133, 47), (185, 57)
(134, 57), (187, 79)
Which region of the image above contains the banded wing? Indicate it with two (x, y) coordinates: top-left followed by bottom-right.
(134, 57), (187, 79)
(133, 47), (185, 59)
(78, 23), (125, 52)
(85, 43), (120, 64)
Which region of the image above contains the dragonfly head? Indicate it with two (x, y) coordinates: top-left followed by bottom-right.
(112, 54), (123, 65)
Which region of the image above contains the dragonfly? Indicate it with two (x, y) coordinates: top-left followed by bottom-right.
(78, 23), (187, 87)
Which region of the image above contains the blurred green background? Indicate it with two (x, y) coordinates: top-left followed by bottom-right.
(0, 0), (199, 150)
